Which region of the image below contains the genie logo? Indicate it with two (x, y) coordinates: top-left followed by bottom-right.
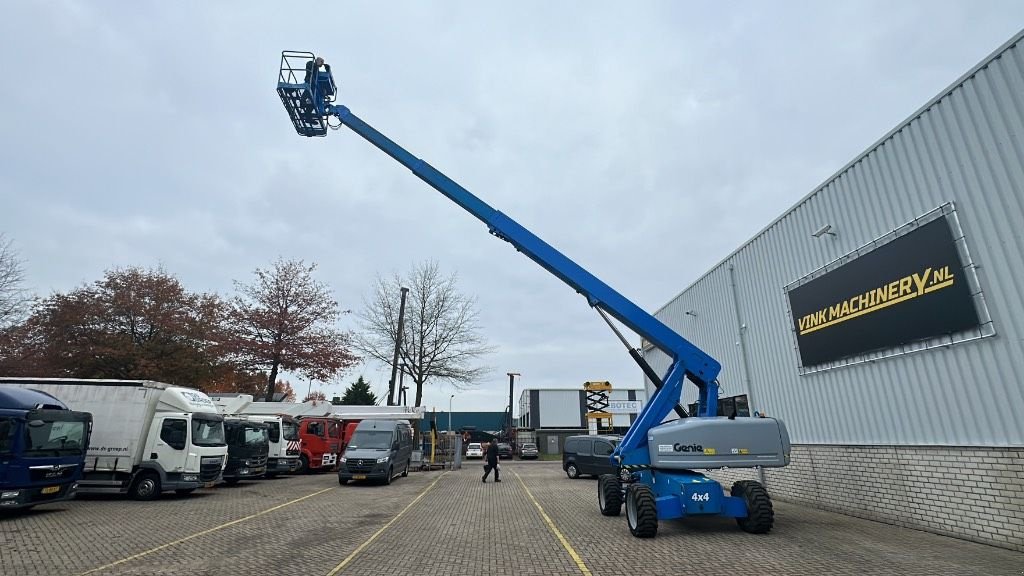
(673, 443), (704, 453)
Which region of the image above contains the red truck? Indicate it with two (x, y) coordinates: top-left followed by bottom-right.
(295, 417), (361, 473)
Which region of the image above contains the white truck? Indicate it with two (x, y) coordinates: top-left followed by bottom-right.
(0, 378), (228, 500)
(210, 394), (301, 476)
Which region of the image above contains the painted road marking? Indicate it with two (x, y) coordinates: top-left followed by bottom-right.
(325, 471), (448, 576)
(513, 470), (592, 576)
(76, 487), (334, 576)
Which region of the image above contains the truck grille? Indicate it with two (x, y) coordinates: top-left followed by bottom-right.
(200, 457), (223, 482)
(345, 459), (375, 473)
(29, 464), (77, 482)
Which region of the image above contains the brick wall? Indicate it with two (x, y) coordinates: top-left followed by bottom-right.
(706, 445), (1024, 552)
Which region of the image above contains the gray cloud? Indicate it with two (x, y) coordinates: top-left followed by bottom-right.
(3, 1), (1022, 412)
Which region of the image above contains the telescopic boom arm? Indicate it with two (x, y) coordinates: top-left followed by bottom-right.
(276, 54), (722, 465)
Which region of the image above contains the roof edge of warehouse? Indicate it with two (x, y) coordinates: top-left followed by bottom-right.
(653, 27), (1024, 319)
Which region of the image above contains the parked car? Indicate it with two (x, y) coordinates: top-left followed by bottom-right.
(465, 442), (483, 459)
(496, 443), (513, 459)
(518, 442), (539, 460)
(562, 435), (621, 479)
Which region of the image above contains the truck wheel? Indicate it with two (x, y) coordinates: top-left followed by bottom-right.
(598, 474), (622, 516)
(626, 484), (658, 538)
(565, 463), (580, 479)
(297, 455), (310, 474)
(732, 480), (774, 534)
(129, 472), (161, 501)
(384, 466), (393, 485)
(175, 488), (196, 496)
(401, 460), (410, 477)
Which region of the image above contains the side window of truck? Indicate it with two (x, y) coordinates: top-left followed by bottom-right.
(0, 418), (12, 454)
(576, 439), (593, 456)
(307, 422), (323, 437)
(160, 419), (187, 450)
(267, 423), (280, 443)
(328, 422), (340, 438)
(594, 441), (613, 457)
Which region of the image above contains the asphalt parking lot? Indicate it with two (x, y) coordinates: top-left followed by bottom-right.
(1, 461), (1022, 576)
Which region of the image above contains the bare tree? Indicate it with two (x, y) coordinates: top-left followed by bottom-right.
(355, 260), (494, 407)
(0, 234), (29, 327)
(226, 258), (358, 403)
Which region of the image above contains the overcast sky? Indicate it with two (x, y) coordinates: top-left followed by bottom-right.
(2, 2), (1022, 414)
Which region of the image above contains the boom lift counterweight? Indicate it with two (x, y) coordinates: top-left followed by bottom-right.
(276, 52), (791, 538)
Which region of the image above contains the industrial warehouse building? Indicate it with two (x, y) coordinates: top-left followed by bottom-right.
(517, 384), (647, 454)
(645, 31), (1024, 552)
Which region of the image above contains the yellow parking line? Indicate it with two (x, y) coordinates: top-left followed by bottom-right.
(325, 471), (448, 576)
(513, 470), (592, 576)
(77, 487), (334, 576)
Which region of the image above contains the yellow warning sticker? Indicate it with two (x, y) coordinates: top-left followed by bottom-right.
(703, 448), (717, 455)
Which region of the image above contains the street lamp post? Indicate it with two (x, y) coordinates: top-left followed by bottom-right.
(448, 394), (454, 434)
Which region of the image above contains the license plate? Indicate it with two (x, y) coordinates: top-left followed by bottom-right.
(41, 486), (60, 495)
(353, 475), (366, 480)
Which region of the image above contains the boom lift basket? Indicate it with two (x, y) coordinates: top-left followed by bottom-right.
(277, 51), (336, 137)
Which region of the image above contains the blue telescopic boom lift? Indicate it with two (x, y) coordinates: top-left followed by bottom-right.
(277, 52), (790, 537)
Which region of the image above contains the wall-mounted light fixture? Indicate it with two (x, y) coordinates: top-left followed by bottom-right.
(812, 224), (837, 238)
(685, 310), (698, 317)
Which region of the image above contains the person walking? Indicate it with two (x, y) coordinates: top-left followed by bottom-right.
(482, 440), (500, 483)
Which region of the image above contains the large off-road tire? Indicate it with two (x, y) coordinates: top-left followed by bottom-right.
(732, 480), (774, 534)
(598, 474), (622, 516)
(626, 484), (658, 538)
(129, 471), (161, 501)
(565, 463), (580, 479)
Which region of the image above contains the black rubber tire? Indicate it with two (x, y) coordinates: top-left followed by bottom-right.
(598, 474), (622, 516)
(224, 478), (240, 486)
(565, 463), (580, 479)
(297, 455), (310, 475)
(401, 460), (410, 477)
(732, 480), (774, 534)
(129, 472), (161, 501)
(626, 484), (658, 538)
(174, 488), (196, 496)
(384, 466), (393, 485)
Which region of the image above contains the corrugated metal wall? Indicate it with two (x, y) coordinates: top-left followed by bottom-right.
(538, 390), (584, 428)
(646, 31), (1024, 447)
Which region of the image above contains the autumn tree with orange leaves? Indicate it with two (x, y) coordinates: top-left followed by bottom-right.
(226, 258), (358, 403)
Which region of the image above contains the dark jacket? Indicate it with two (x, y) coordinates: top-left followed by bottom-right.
(304, 60), (332, 83)
(485, 442), (499, 463)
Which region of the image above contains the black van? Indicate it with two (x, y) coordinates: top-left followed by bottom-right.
(338, 419), (413, 485)
(562, 435), (621, 479)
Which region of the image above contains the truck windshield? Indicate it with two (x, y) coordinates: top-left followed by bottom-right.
(24, 419), (87, 457)
(0, 418), (15, 455)
(244, 426), (267, 446)
(282, 421), (299, 441)
(348, 430), (392, 450)
(191, 417), (226, 447)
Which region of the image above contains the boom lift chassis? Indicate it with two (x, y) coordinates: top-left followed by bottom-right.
(277, 51), (790, 538)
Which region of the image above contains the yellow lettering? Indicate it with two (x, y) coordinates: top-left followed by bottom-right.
(816, 310), (826, 325)
(874, 287), (888, 304)
(798, 316), (806, 331)
(829, 303), (842, 320)
(888, 281), (899, 300)
(943, 265), (953, 280)
(899, 276), (913, 296)
(912, 268), (931, 294)
(840, 299), (850, 316)
(858, 292), (870, 311)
